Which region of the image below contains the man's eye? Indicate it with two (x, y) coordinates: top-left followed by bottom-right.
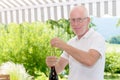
(72, 19), (75, 21)
(78, 18), (82, 21)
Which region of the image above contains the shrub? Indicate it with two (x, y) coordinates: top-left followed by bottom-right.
(0, 21), (70, 77)
(105, 52), (120, 73)
(109, 35), (120, 44)
(0, 22), (61, 77)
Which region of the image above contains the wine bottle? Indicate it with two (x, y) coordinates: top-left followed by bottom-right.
(49, 66), (58, 80)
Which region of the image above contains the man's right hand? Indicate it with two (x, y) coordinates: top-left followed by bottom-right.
(46, 56), (58, 68)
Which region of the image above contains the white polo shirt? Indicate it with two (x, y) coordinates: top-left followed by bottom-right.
(61, 28), (106, 80)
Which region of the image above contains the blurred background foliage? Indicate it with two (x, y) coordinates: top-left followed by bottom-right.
(0, 18), (120, 80)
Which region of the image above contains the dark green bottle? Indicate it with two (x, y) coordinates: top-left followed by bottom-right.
(49, 66), (58, 80)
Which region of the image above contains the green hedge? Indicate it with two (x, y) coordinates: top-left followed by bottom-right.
(105, 52), (120, 73)
(0, 22), (62, 77)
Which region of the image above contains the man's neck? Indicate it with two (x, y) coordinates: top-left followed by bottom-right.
(77, 29), (89, 39)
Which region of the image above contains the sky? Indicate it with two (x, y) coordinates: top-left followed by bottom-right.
(92, 17), (120, 40)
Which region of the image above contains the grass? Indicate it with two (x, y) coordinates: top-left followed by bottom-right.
(104, 79), (120, 80)
(37, 73), (120, 80)
(104, 72), (120, 80)
(106, 43), (120, 53)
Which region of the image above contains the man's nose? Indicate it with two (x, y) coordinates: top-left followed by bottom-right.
(74, 20), (79, 25)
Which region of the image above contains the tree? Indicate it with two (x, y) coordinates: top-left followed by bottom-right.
(116, 18), (120, 27)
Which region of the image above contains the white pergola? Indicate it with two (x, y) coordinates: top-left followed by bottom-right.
(0, 0), (78, 10)
(0, 0), (119, 24)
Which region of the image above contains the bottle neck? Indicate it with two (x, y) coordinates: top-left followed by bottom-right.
(49, 66), (59, 80)
(51, 66), (55, 69)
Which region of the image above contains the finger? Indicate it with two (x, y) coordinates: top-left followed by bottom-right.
(46, 56), (57, 61)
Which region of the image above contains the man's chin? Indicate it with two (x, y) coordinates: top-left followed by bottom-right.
(75, 32), (81, 36)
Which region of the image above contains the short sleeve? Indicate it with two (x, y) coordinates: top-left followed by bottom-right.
(61, 51), (69, 60)
(90, 36), (106, 57)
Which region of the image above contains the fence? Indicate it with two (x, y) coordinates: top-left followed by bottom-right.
(0, 0), (119, 24)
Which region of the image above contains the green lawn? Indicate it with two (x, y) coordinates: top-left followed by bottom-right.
(104, 79), (120, 80)
(104, 73), (120, 80)
(106, 43), (120, 53)
(37, 74), (120, 80)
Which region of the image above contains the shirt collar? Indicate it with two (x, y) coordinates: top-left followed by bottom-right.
(75, 28), (94, 40)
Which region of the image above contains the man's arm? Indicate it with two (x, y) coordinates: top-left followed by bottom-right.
(55, 57), (68, 73)
(51, 37), (101, 66)
(63, 45), (101, 66)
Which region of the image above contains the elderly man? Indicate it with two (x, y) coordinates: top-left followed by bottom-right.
(46, 5), (106, 80)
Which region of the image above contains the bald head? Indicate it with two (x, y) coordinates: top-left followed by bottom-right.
(69, 6), (89, 18)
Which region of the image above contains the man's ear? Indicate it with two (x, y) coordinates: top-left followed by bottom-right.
(87, 17), (91, 23)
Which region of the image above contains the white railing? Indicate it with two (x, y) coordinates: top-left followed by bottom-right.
(0, 0), (119, 24)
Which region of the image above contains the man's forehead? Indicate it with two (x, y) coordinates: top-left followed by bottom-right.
(69, 6), (88, 18)
(69, 11), (85, 18)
